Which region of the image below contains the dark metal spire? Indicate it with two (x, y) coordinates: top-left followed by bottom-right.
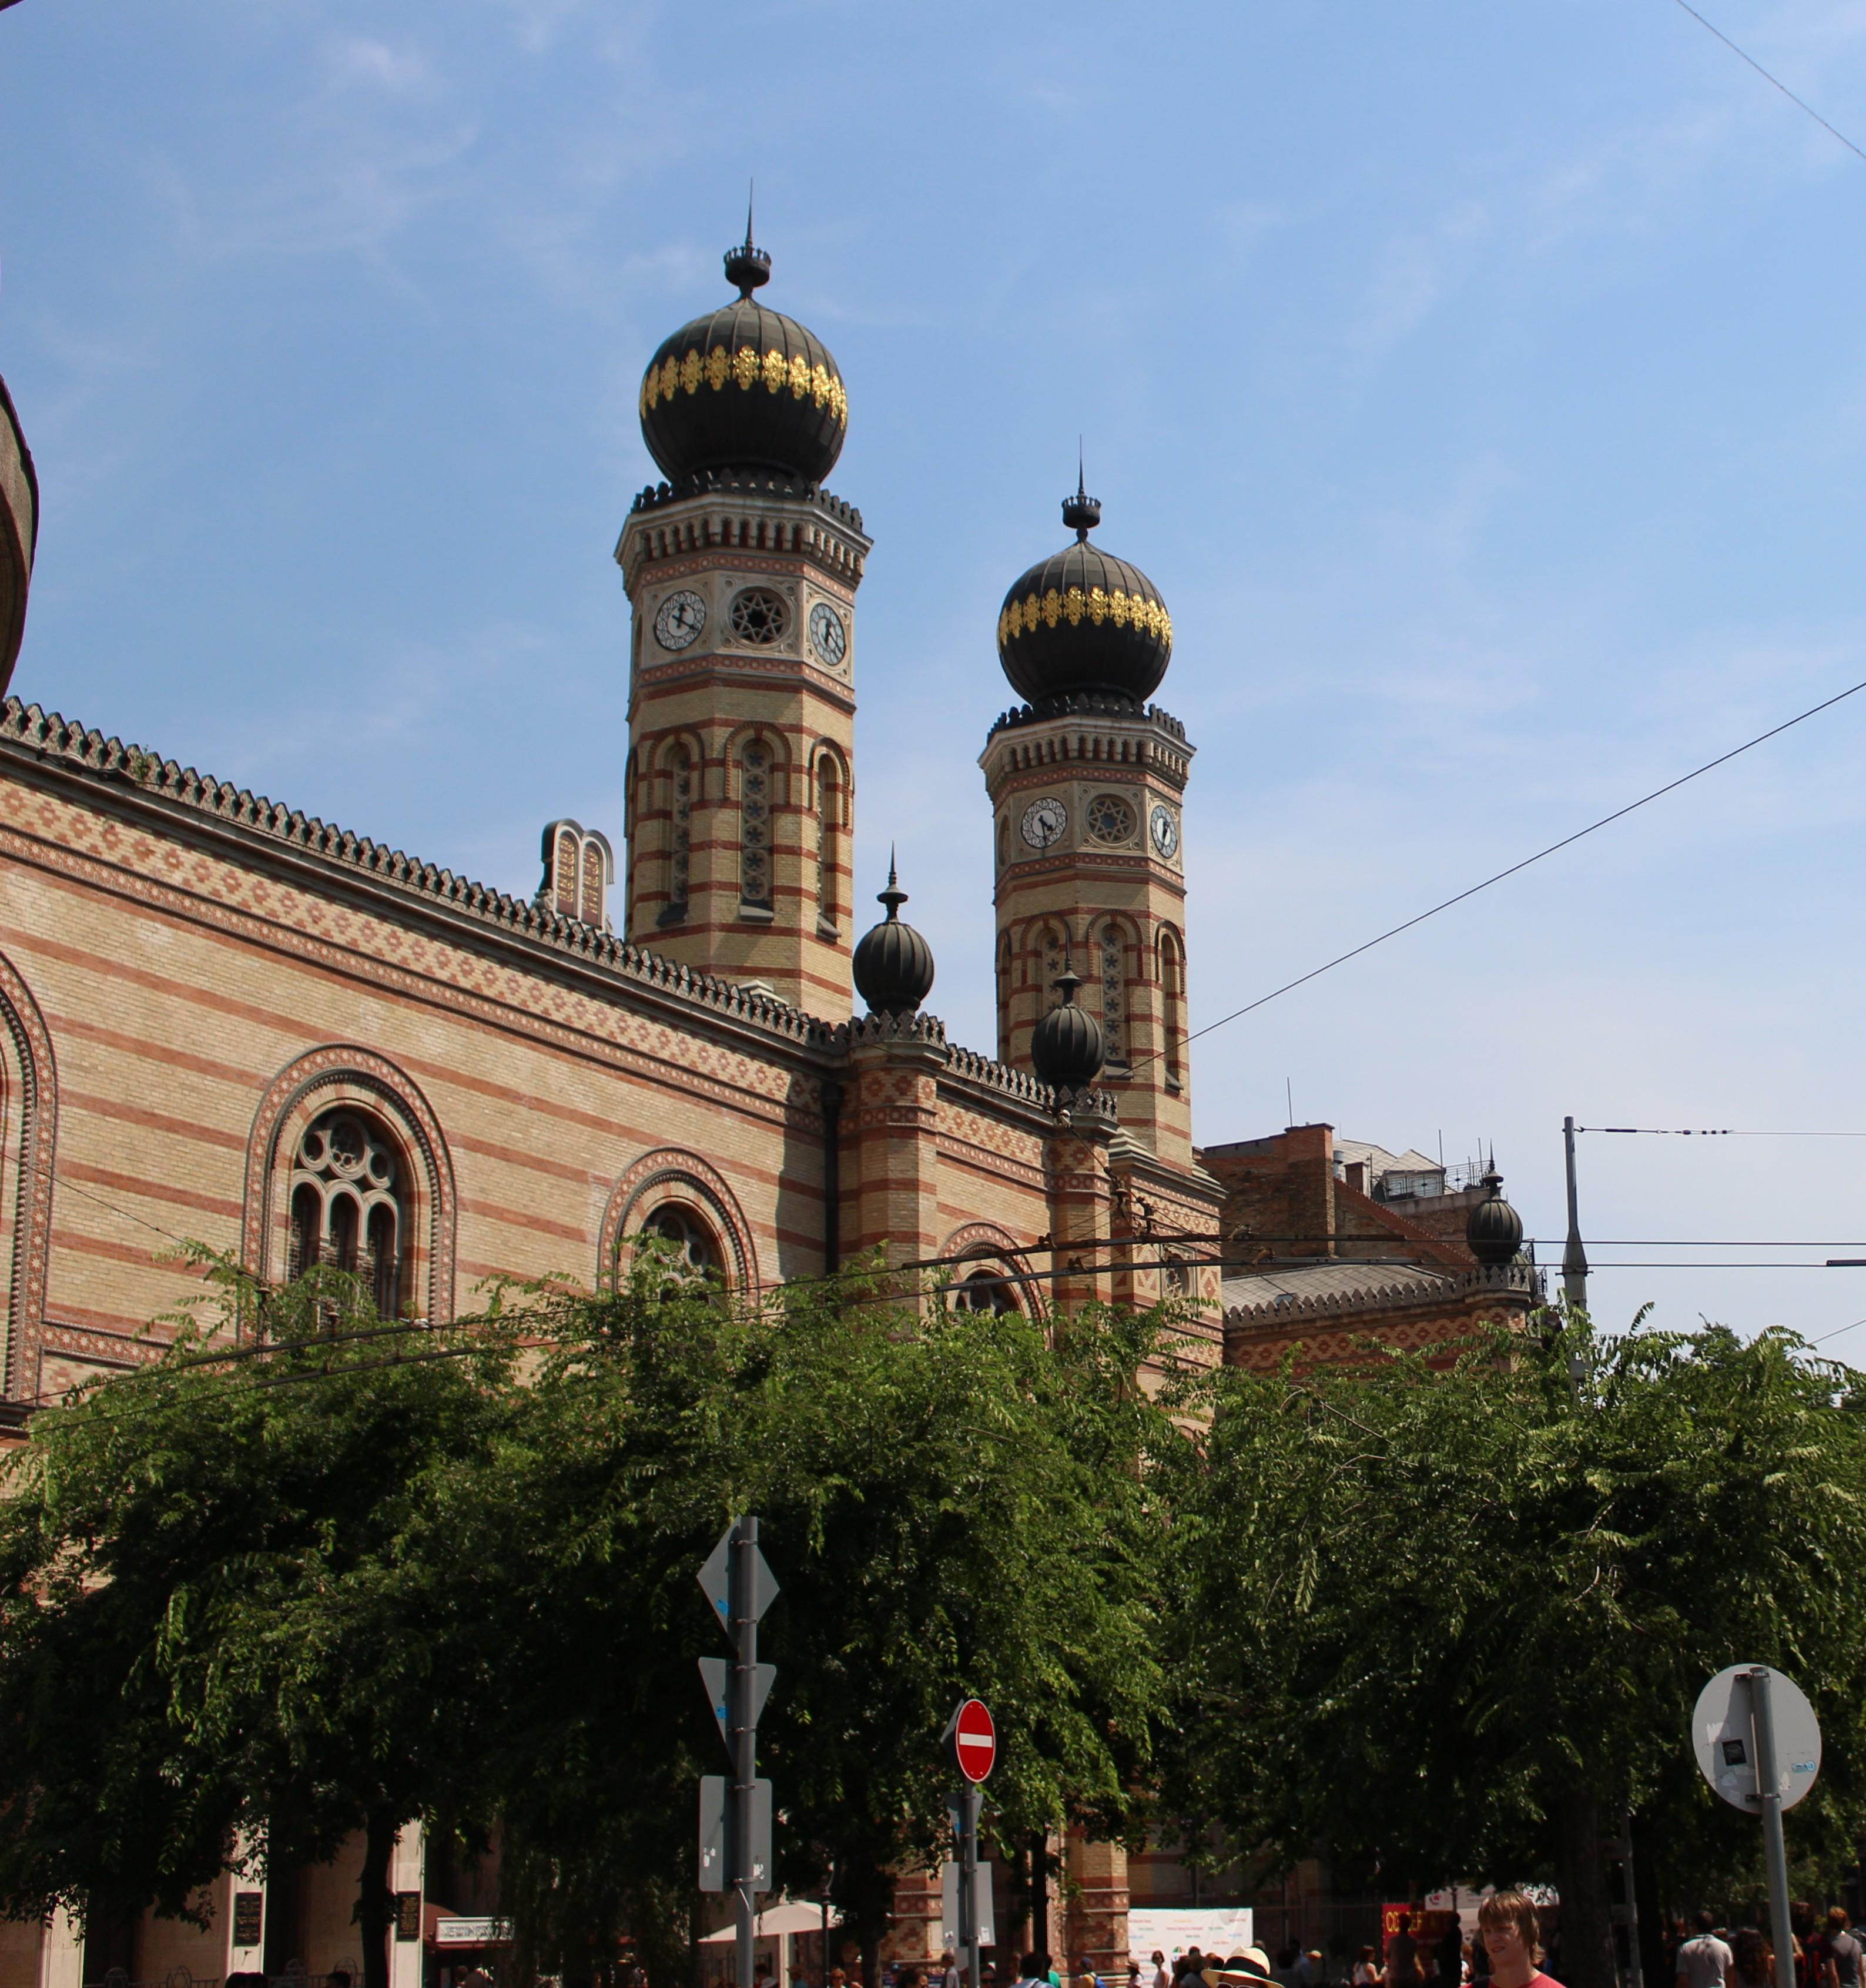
(1060, 451), (1101, 541)
(878, 844), (907, 921)
(723, 185), (771, 300)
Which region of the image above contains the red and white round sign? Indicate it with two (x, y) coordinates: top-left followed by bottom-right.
(951, 1698), (997, 1783)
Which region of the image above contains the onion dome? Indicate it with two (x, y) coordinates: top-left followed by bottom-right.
(1466, 1167), (1525, 1267)
(996, 473), (1172, 712)
(638, 221), (847, 488)
(852, 859), (935, 1017)
(1030, 972), (1105, 1093)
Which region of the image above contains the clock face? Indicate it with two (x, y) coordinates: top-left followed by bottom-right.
(1021, 797), (1068, 851)
(1150, 804), (1180, 859)
(654, 588), (706, 652)
(809, 601), (848, 671)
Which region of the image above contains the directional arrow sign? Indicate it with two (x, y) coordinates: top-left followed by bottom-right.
(699, 1656), (776, 1752)
(697, 1521), (780, 1634)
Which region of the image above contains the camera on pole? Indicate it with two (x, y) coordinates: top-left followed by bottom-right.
(698, 1518), (779, 1988)
(941, 1699), (997, 1988)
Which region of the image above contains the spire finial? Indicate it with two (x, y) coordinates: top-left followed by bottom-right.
(877, 849), (907, 923)
(1061, 451), (1101, 541)
(723, 187), (772, 300)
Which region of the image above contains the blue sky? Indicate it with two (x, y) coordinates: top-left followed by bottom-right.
(8, 0), (1866, 1344)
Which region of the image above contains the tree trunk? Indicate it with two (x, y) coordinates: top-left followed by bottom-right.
(354, 1805), (398, 1988)
(1631, 1810), (1666, 1988)
(1556, 1790), (1618, 1988)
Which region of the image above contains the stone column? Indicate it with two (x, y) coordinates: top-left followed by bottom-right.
(847, 1014), (950, 1284)
(1045, 1097), (1115, 1314)
(1061, 1836), (1130, 1978)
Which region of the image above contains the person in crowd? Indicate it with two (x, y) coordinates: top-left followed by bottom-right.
(1127, 1963), (1141, 1988)
(1074, 1957), (1097, 1988)
(1476, 1889), (1560, 1988)
(1352, 1949), (1379, 1988)
(1152, 1952), (1170, 1988)
(938, 1954), (960, 1988)
(1824, 1907), (1865, 1988)
(1387, 1919), (1422, 1988)
(1729, 1932), (1773, 1988)
(1013, 1953), (1048, 1988)
(1437, 1920), (1466, 1988)
(1180, 1954), (1204, 1987)
(1272, 1951), (1300, 1988)
(1678, 1911), (1735, 1988)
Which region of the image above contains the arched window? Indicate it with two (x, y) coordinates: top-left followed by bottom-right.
(815, 754), (841, 931)
(996, 932), (1013, 1061)
(1036, 922), (1068, 1010)
(663, 745), (694, 926)
(950, 1264), (1021, 1316)
(739, 739), (773, 911)
(286, 1108), (406, 1316)
(1097, 919), (1130, 1071)
(639, 1202), (722, 1288)
(1159, 927), (1185, 1089)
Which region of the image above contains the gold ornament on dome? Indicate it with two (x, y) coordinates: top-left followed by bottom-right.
(638, 340), (849, 426)
(996, 585), (1172, 652)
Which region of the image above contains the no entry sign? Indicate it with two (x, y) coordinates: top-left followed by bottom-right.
(949, 1698), (997, 1783)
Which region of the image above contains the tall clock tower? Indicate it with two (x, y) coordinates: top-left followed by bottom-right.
(980, 480), (1196, 1169)
(615, 228), (869, 1013)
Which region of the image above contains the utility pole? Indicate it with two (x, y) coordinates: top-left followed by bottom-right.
(1562, 1115), (1589, 1316)
(1748, 1669), (1798, 1988)
(698, 1518), (778, 1988)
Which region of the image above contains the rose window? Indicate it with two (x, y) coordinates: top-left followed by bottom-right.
(1086, 794), (1135, 845)
(728, 588), (789, 647)
(287, 1109), (404, 1315)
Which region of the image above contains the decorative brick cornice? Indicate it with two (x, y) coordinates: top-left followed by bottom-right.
(1222, 1259), (1541, 1329)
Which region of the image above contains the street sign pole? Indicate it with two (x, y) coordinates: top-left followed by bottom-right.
(1748, 1669), (1798, 1988)
(732, 1517), (760, 1988)
(943, 1699), (997, 1988)
(960, 1779), (980, 1988)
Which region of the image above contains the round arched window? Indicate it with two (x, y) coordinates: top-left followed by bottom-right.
(288, 1108), (405, 1316)
(640, 1203), (722, 1283)
(950, 1264), (1020, 1316)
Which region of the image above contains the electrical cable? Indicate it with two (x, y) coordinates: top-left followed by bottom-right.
(1122, 672), (1866, 1071)
(1667, 0), (1866, 169)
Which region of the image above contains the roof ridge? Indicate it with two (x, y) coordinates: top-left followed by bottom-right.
(0, 697), (849, 1051)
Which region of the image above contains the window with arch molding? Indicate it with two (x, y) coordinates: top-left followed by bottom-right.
(1098, 921), (1129, 1070)
(287, 1108), (406, 1316)
(640, 1202), (722, 1286)
(739, 739), (773, 910)
(1037, 923), (1068, 1010)
(664, 745), (694, 925)
(1160, 928), (1185, 1087)
(815, 755), (840, 929)
(950, 1264), (1021, 1316)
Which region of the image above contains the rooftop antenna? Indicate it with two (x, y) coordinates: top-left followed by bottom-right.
(1286, 1076), (1294, 1127)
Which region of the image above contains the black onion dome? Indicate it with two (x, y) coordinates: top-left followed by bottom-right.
(852, 862), (935, 1018)
(638, 228), (847, 487)
(1467, 1167), (1525, 1267)
(1030, 972), (1105, 1093)
(996, 478), (1172, 711)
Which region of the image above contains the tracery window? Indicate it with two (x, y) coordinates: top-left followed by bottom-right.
(950, 1264), (1020, 1316)
(1098, 921), (1129, 1070)
(641, 1203), (721, 1286)
(739, 741), (772, 909)
(287, 1109), (404, 1316)
(1037, 922), (1068, 1009)
(815, 755), (840, 928)
(729, 588), (788, 647)
(664, 745), (694, 924)
(1160, 927), (1185, 1087)
(1086, 794), (1135, 845)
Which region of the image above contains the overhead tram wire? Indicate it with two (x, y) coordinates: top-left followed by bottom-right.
(1119, 673), (1866, 1072)
(1667, 0), (1866, 169)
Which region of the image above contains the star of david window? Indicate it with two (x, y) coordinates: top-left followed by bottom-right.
(1086, 794), (1135, 845)
(729, 588), (789, 647)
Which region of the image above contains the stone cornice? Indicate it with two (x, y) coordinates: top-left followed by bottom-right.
(616, 475), (870, 591)
(1222, 1260), (1542, 1329)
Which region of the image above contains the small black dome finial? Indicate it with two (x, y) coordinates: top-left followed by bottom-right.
(1030, 970), (1105, 1093)
(1061, 448), (1101, 542)
(1466, 1162), (1525, 1268)
(879, 844), (906, 921)
(724, 184), (771, 300)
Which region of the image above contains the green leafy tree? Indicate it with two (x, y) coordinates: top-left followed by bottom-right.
(0, 1257), (517, 1988)
(464, 1256), (1186, 1987)
(1160, 1314), (1866, 1988)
